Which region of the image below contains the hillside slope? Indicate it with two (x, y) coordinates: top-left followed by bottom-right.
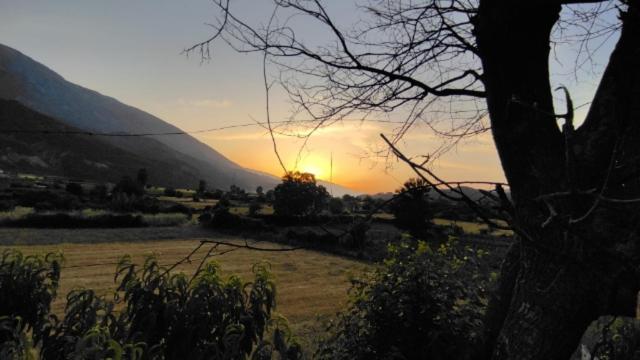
(0, 43), (277, 190)
(0, 99), (215, 187)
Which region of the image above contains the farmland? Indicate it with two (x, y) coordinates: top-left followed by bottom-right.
(2, 232), (371, 349)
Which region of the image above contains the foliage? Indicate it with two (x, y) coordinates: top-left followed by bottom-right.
(229, 185), (248, 201)
(390, 178), (433, 235)
(136, 168), (148, 188)
(113, 176), (144, 197)
(317, 238), (490, 360)
(341, 195), (358, 213)
(14, 190), (79, 211)
(89, 184), (108, 201)
(163, 187), (177, 197)
(0, 250), (61, 334)
(198, 179), (207, 194)
(64, 183), (83, 197)
(328, 197), (345, 215)
(0, 250), (301, 359)
(273, 172), (329, 217)
(249, 200), (262, 217)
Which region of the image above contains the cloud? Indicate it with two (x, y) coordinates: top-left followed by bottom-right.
(177, 98), (233, 109)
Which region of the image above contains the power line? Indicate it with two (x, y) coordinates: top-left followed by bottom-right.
(0, 119), (408, 137)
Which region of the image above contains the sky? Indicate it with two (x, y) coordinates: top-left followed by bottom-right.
(0, 0), (619, 193)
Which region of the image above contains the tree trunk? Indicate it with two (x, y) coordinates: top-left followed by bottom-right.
(475, 1), (640, 359)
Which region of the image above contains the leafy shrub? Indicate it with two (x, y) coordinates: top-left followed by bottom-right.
(317, 238), (490, 360)
(0, 251), (302, 359)
(0, 250), (61, 331)
(343, 219), (370, 249)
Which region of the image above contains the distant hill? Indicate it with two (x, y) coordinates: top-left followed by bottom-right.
(0, 99), (211, 187)
(0, 43), (357, 194)
(370, 186), (497, 203)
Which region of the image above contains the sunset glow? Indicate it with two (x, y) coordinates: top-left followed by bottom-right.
(299, 163), (327, 181)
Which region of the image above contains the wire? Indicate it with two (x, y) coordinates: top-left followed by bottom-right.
(0, 119), (408, 137)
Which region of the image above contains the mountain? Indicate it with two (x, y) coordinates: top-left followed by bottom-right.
(0, 43), (279, 190)
(0, 44), (357, 195)
(0, 99), (212, 186)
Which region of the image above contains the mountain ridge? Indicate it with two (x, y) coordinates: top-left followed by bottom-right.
(0, 43), (357, 195)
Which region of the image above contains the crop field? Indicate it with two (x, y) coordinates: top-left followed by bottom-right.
(2, 237), (371, 348)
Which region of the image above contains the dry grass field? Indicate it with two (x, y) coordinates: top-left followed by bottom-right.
(2, 236), (370, 348)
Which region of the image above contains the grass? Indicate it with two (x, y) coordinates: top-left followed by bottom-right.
(3, 237), (370, 349)
(157, 196), (218, 210)
(0, 208), (189, 228)
(140, 212), (190, 226)
(0, 206), (34, 221)
(434, 218), (512, 236)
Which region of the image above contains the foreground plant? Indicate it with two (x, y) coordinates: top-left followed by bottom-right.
(0, 249), (301, 359)
(317, 238), (493, 360)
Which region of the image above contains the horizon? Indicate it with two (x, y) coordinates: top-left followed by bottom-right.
(0, 0), (614, 193)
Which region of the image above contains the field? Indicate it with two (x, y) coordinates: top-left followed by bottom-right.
(2, 235), (371, 349)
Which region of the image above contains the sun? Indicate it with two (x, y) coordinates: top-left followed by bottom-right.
(299, 163), (327, 180)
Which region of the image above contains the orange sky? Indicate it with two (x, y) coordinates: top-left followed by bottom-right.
(150, 98), (506, 193)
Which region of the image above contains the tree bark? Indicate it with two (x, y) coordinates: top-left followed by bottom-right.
(475, 1), (640, 359)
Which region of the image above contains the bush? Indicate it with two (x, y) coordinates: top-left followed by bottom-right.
(0, 200), (15, 212)
(0, 250), (302, 359)
(202, 207), (271, 232)
(89, 184), (108, 200)
(113, 176), (144, 197)
(317, 238), (490, 360)
(15, 190), (80, 211)
(328, 197), (345, 215)
(249, 200), (262, 217)
(5, 212), (146, 228)
(65, 183), (84, 197)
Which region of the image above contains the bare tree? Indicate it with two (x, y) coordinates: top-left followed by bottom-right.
(187, 0), (639, 359)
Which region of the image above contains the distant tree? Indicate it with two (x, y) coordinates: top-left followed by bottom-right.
(198, 179), (207, 194)
(113, 176), (144, 197)
(391, 178), (433, 235)
(256, 186), (264, 196)
(341, 194), (358, 213)
(65, 182), (83, 197)
(273, 172), (330, 217)
(249, 200), (262, 217)
(265, 189), (275, 204)
(163, 187), (177, 197)
(328, 197), (345, 215)
(136, 168), (148, 188)
(211, 189), (224, 200)
(89, 184), (108, 200)
(229, 184), (247, 201)
(360, 196), (376, 213)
